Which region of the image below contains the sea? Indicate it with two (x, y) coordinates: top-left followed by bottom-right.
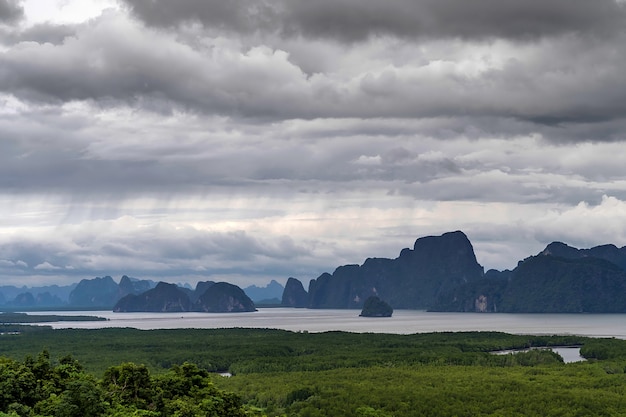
(22, 308), (626, 339)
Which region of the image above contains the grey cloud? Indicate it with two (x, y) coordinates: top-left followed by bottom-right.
(122, 0), (626, 42)
(3, 108), (625, 207)
(0, 224), (315, 285)
(122, 0), (279, 34)
(0, 0), (22, 24)
(0, 23), (77, 45)
(3, 12), (626, 134)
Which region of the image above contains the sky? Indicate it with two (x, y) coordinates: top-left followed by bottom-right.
(2, 0), (626, 288)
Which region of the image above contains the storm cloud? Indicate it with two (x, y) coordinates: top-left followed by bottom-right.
(122, 0), (626, 41)
(2, 0), (626, 287)
(1, 5), (625, 129)
(0, 0), (23, 23)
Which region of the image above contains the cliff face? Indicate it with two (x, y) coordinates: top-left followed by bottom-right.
(281, 277), (308, 307)
(306, 231), (484, 309)
(432, 242), (626, 313)
(430, 277), (508, 313)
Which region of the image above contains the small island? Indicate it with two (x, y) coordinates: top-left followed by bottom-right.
(359, 296), (393, 317)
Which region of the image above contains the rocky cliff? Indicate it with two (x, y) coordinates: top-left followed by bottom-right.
(281, 277), (308, 307)
(306, 231), (484, 309)
(431, 242), (626, 313)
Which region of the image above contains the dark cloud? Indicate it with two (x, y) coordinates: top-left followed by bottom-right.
(3, 11), (626, 132)
(0, 0), (23, 24)
(3, 1), (626, 286)
(122, 0), (626, 42)
(0, 23), (77, 45)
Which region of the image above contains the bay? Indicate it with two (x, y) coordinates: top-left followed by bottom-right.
(23, 308), (626, 339)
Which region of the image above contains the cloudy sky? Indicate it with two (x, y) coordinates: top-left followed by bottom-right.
(2, 0), (626, 288)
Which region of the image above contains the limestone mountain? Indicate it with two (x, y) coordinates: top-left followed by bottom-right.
(540, 241), (626, 270)
(191, 281), (216, 303)
(7, 292), (35, 307)
(281, 277), (308, 308)
(0, 284), (76, 307)
(69, 276), (121, 308)
(194, 282), (256, 313)
(244, 280), (284, 303)
(114, 281), (255, 313)
(306, 231), (484, 309)
(502, 255), (626, 313)
(114, 282), (192, 312)
(118, 275), (156, 297)
(431, 241), (626, 313)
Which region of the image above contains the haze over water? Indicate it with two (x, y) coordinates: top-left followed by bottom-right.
(25, 309), (626, 339)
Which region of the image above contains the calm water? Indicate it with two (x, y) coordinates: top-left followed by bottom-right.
(23, 308), (626, 339)
(493, 347), (586, 363)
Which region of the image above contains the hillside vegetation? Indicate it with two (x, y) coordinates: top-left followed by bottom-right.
(2, 327), (626, 416)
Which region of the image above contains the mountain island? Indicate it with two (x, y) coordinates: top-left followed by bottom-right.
(283, 231), (626, 313)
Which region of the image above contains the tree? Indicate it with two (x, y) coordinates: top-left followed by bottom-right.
(102, 362), (153, 409)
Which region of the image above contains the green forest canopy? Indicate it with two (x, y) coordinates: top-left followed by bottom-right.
(2, 326), (626, 416)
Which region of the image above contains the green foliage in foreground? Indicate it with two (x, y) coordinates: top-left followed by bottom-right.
(2, 327), (626, 416)
(0, 352), (247, 417)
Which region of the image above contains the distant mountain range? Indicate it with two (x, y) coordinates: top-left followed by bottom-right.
(3, 231), (626, 313)
(0, 275), (282, 311)
(283, 231), (626, 313)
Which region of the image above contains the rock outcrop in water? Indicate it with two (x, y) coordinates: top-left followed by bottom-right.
(359, 296), (393, 317)
(194, 282), (256, 312)
(114, 281), (256, 313)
